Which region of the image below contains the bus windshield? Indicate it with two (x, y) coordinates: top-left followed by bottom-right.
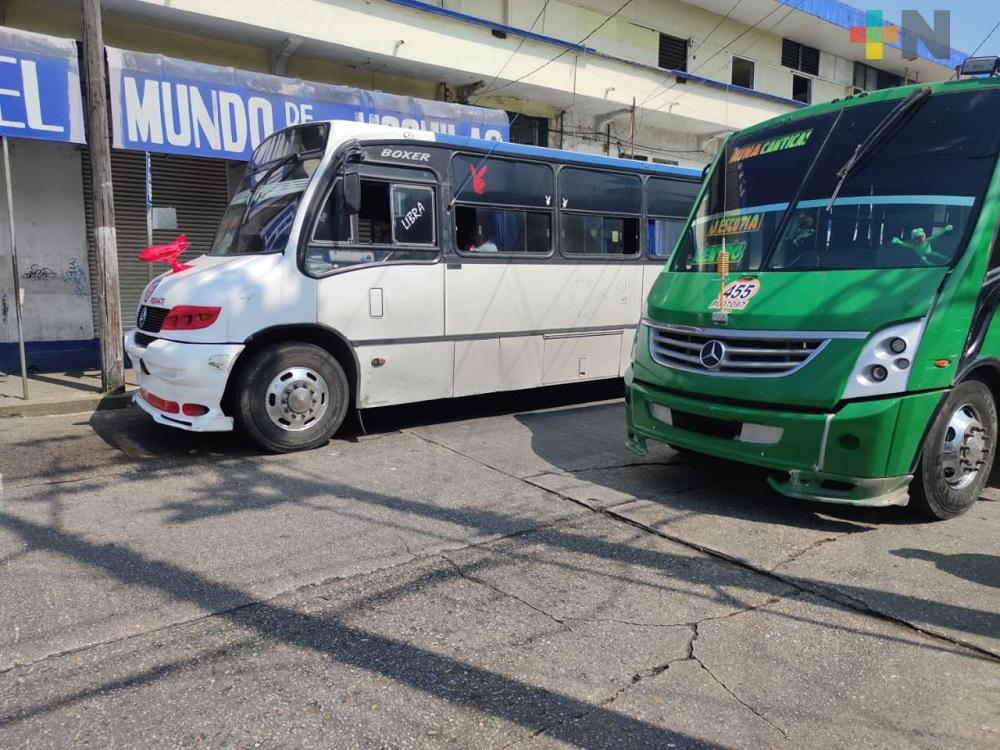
(672, 87), (1000, 273)
(210, 124), (328, 256)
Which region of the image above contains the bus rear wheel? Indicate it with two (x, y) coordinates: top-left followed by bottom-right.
(910, 379), (996, 520)
(236, 343), (350, 453)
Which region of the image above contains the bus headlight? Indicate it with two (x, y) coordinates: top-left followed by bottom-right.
(841, 319), (926, 400)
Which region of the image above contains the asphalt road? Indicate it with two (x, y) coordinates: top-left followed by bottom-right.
(1, 384), (998, 749)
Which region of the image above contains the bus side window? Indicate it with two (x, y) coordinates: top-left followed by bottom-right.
(312, 178), (350, 243)
(450, 154), (554, 256)
(391, 185), (435, 245)
(558, 168), (642, 257)
(648, 218), (685, 257)
(646, 178), (699, 259)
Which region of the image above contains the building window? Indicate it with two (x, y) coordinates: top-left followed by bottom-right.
(781, 39), (819, 76)
(619, 153), (649, 161)
(731, 56), (755, 89)
(658, 33), (688, 72)
(507, 112), (549, 147)
(792, 74), (812, 104)
(853, 62), (902, 92)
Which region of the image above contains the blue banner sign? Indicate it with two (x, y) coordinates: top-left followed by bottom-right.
(108, 48), (509, 161)
(0, 27), (85, 143)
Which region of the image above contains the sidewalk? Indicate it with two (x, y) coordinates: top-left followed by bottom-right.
(0, 369), (138, 418)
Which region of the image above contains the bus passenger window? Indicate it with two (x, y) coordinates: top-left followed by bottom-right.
(648, 218), (685, 257)
(558, 167), (641, 257)
(561, 214), (639, 256)
(454, 206), (551, 254)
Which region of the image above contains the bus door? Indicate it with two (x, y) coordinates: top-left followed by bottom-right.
(304, 164), (448, 406)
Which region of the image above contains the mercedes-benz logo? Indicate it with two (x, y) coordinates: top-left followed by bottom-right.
(699, 339), (726, 370)
(138, 306), (148, 329)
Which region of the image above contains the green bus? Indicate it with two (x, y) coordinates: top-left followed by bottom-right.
(625, 64), (1000, 520)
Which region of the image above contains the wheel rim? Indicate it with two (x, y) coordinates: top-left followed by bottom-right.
(264, 366), (330, 432)
(939, 402), (990, 490)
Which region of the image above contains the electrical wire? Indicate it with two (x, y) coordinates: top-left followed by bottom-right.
(967, 18), (1000, 58)
(639, 1), (797, 112)
(473, 0), (552, 106)
(480, 0), (635, 98)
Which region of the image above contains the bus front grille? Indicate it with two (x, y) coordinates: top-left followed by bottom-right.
(648, 324), (828, 377)
(137, 305), (170, 333)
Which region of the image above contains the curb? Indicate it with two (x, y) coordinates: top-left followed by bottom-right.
(0, 391), (135, 419)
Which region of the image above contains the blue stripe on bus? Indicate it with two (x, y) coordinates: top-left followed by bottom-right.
(796, 195), (977, 209)
(431, 133), (703, 179)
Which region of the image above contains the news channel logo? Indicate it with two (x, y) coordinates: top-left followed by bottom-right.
(849, 9), (951, 61)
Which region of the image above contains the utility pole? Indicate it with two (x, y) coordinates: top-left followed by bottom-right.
(629, 97), (636, 158)
(81, 0), (124, 393)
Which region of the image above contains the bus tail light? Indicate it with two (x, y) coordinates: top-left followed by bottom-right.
(140, 388), (179, 414)
(161, 305), (221, 330)
(182, 403), (209, 417)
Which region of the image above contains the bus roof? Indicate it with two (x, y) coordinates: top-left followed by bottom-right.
(738, 75), (1000, 139)
(432, 133), (702, 180)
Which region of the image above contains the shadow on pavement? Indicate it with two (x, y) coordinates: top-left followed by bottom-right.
(890, 549), (1000, 589)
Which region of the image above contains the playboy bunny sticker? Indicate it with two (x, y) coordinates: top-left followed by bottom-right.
(470, 163), (487, 194)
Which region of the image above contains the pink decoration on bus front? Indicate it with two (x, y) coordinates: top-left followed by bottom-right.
(139, 234), (191, 273)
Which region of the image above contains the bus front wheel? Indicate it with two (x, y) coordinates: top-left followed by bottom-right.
(235, 342), (350, 453)
(910, 380), (996, 520)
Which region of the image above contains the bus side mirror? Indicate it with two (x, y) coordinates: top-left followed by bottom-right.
(344, 172), (361, 215)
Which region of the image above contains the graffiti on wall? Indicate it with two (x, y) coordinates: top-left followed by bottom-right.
(1, 292), (8, 326)
(63, 258), (87, 297)
(22, 264), (58, 280)
(17, 257), (89, 297)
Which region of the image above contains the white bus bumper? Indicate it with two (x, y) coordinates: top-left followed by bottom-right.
(125, 330), (243, 433)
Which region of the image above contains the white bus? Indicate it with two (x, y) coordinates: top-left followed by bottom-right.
(125, 121), (701, 451)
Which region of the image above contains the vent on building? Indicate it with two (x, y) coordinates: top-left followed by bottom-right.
(658, 33), (688, 72)
(781, 39), (819, 76)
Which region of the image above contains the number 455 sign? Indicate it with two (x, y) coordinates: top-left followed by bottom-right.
(709, 278), (761, 310)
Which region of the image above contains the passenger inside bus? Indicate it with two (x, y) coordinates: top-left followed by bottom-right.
(470, 231), (499, 252)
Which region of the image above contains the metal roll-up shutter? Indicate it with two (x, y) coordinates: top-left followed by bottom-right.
(82, 151), (231, 328)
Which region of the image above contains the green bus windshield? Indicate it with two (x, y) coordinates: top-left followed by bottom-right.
(672, 87), (1000, 273)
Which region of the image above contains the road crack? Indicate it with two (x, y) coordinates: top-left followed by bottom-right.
(769, 536), (840, 572)
(688, 621), (790, 740)
(410, 430), (1000, 664)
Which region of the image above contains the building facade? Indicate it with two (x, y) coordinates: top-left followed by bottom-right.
(0, 0), (962, 373)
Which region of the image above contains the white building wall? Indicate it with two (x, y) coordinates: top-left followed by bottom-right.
(0, 140), (93, 345)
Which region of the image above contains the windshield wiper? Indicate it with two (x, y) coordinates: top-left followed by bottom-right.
(825, 86), (931, 212)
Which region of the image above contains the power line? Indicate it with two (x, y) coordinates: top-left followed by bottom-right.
(473, 0), (552, 106)
(480, 0), (635, 98)
(968, 19), (1000, 58)
(638, 1), (796, 114)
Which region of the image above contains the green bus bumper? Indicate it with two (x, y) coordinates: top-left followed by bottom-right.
(625, 375), (945, 508)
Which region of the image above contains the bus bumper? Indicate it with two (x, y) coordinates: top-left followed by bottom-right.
(625, 374), (945, 508)
(125, 330), (243, 433)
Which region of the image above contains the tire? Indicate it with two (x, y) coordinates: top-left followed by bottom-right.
(235, 343), (350, 453)
(910, 379), (996, 520)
